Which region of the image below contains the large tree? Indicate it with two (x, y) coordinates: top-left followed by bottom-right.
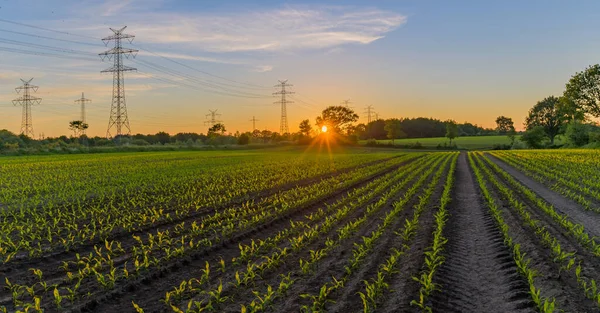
(495, 116), (515, 134)
(564, 64), (600, 117)
(525, 96), (568, 144)
(315, 106), (359, 134)
(495, 116), (516, 144)
(384, 119), (405, 144)
(298, 119), (312, 137)
(445, 120), (459, 145)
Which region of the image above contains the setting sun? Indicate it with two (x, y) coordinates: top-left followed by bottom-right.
(321, 125), (328, 133)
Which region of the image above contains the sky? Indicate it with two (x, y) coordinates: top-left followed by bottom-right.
(1, 0), (600, 137)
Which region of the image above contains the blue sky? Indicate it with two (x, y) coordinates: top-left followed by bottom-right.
(0, 0), (599, 137)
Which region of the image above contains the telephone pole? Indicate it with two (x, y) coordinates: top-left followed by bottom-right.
(13, 78), (41, 138)
(249, 116), (259, 130)
(205, 109), (222, 127)
(364, 105), (374, 124)
(99, 26), (138, 138)
(274, 80), (294, 134)
(75, 92), (91, 135)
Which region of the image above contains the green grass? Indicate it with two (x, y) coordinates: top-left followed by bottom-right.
(360, 136), (517, 150)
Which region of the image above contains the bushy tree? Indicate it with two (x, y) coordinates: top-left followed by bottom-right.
(525, 96), (569, 144)
(520, 126), (547, 148)
(495, 116), (516, 144)
(299, 119), (312, 137)
(384, 119), (405, 144)
(237, 133), (250, 145)
(208, 123), (226, 136)
(315, 106), (359, 134)
(445, 120), (458, 145)
(564, 64), (600, 117)
(565, 121), (590, 147)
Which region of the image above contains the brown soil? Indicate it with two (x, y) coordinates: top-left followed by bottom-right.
(486, 154), (600, 238)
(432, 152), (534, 313)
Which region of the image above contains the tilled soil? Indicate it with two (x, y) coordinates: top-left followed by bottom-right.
(432, 153), (534, 313)
(486, 154), (600, 238)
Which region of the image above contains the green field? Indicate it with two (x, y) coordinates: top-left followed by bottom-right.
(362, 135), (570, 150)
(359, 135), (513, 149)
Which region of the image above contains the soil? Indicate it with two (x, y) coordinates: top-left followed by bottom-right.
(77, 155), (420, 313)
(486, 154), (600, 239)
(432, 152), (534, 313)
(476, 153), (599, 312)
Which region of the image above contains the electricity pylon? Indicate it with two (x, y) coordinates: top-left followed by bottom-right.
(274, 80), (294, 134)
(75, 92), (91, 136)
(250, 116), (259, 130)
(99, 26), (138, 138)
(205, 109), (222, 127)
(364, 105), (374, 124)
(341, 98), (352, 108)
(13, 78), (41, 138)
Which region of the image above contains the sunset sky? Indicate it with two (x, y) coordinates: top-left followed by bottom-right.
(1, 0), (600, 137)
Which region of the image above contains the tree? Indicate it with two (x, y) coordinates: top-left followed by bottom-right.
(208, 123), (226, 136)
(445, 120), (458, 145)
(565, 121), (590, 147)
(384, 119), (405, 144)
(299, 119), (312, 137)
(520, 126), (547, 149)
(495, 116), (514, 134)
(525, 96), (568, 145)
(564, 64), (600, 117)
(495, 116), (516, 144)
(68, 120), (89, 137)
(237, 133), (250, 145)
(315, 106), (359, 134)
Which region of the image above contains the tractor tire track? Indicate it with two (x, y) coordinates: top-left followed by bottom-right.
(431, 152), (534, 313)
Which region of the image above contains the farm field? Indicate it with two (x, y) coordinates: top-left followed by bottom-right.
(1, 148), (600, 313)
(362, 135), (566, 150)
(360, 135), (517, 149)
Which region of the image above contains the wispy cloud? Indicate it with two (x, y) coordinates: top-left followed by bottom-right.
(61, 2), (406, 53)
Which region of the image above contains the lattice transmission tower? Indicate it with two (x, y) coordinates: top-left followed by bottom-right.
(75, 92), (91, 136)
(99, 26), (138, 138)
(274, 80), (294, 134)
(204, 109), (222, 127)
(249, 116), (259, 130)
(364, 105), (374, 124)
(13, 78), (41, 138)
(341, 98), (353, 108)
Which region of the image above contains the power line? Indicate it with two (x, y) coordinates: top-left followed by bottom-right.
(274, 80), (294, 134)
(0, 28), (102, 47)
(13, 78), (41, 137)
(132, 42), (272, 90)
(0, 45), (98, 62)
(0, 18), (98, 40)
(99, 26), (138, 138)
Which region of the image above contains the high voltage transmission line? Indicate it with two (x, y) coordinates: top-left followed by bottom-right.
(0, 18), (336, 136)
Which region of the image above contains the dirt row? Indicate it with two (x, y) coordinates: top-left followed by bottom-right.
(69, 155), (437, 313)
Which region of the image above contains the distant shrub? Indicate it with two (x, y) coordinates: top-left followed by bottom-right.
(365, 139), (378, 146)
